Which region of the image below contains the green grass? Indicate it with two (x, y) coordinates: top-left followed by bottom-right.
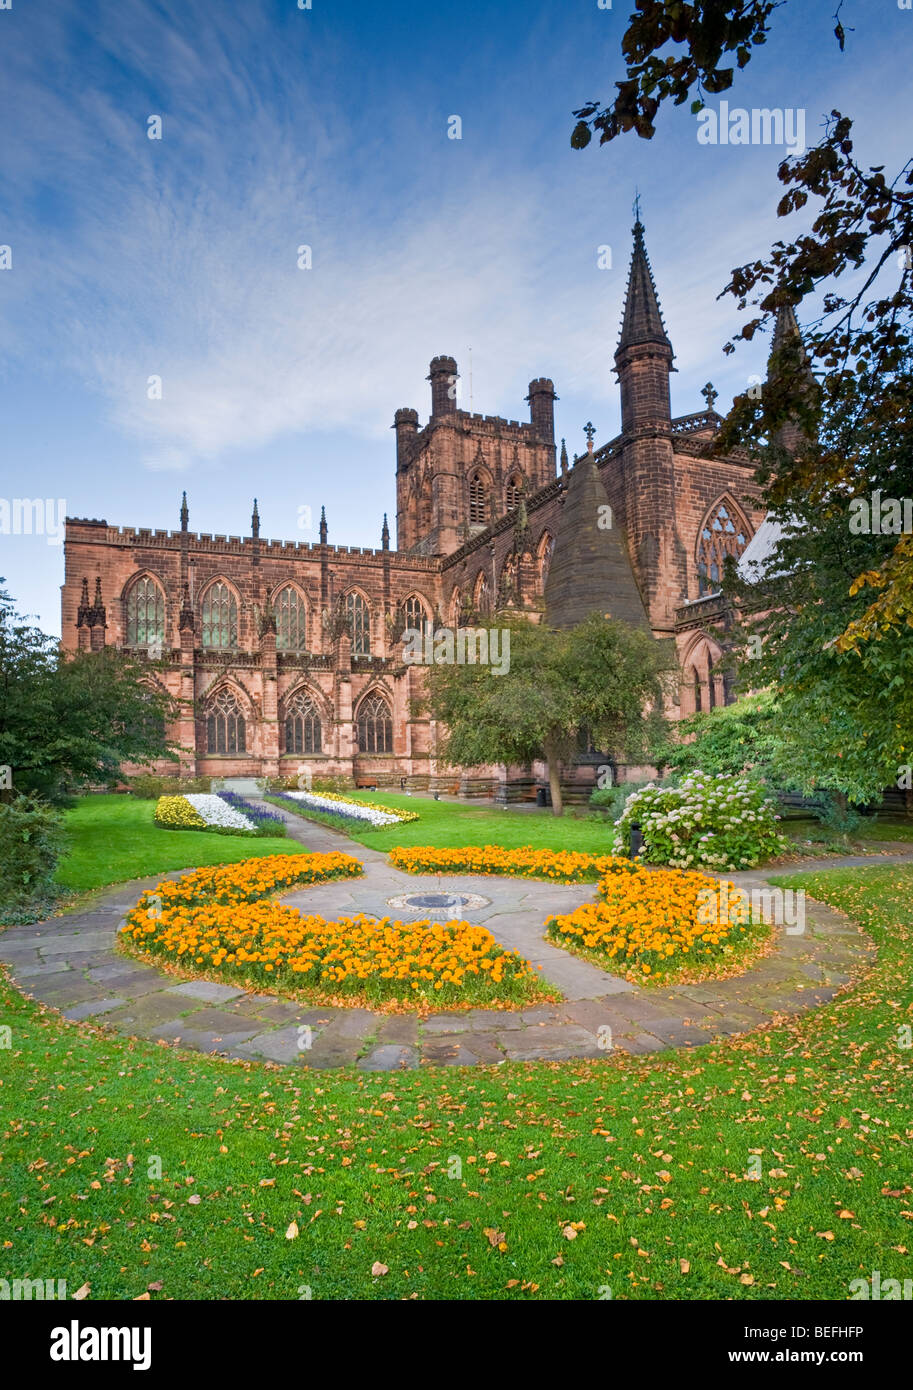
(305, 789), (619, 854)
(855, 817), (913, 843)
(55, 794), (306, 894)
(2, 859), (911, 1300)
(782, 816), (913, 855)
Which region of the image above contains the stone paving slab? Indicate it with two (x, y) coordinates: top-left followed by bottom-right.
(358, 1044), (419, 1071)
(62, 997), (129, 1021)
(166, 980), (245, 1003)
(499, 1024), (603, 1061)
(2, 811), (894, 1068)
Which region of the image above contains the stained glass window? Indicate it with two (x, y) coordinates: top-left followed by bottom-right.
(274, 586), (307, 650)
(126, 576), (165, 649)
(206, 688), (246, 754)
(357, 694), (393, 753)
(284, 690), (321, 754)
(201, 582), (238, 648)
(697, 501), (751, 595)
(346, 592), (370, 656)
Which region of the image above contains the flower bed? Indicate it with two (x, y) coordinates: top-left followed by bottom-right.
(122, 853), (548, 1012)
(388, 844), (637, 883)
(276, 789), (418, 828)
(153, 793), (281, 837)
(216, 790), (287, 836)
(546, 864), (770, 984)
(312, 790), (419, 824)
(616, 772), (788, 870)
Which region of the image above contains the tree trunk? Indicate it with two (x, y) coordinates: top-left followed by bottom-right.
(544, 739), (564, 817)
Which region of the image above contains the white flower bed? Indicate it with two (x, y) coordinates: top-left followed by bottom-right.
(185, 793), (256, 831)
(285, 790), (401, 827)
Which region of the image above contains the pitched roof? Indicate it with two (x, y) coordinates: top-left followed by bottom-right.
(544, 452), (650, 630)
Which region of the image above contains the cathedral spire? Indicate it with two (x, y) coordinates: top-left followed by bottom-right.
(381, 513), (390, 550)
(319, 505), (328, 545)
(614, 216), (674, 433)
(617, 217), (672, 354)
(767, 302), (815, 451)
(559, 438), (568, 478)
(251, 497), (260, 538)
(180, 491), (189, 532)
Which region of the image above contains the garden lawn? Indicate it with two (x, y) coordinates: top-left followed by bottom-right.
(56, 794), (306, 895)
(299, 790), (619, 855)
(1, 863), (910, 1300)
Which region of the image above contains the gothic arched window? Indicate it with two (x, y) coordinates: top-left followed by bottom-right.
(505, 475), (522, 512)
(125, 576), (165, 649)
(697, 499), (751, 595)
(357, 693), (393, 753)
(449, 588), (463, 627)
(201, 582), (238, 649)
(539, 532), (554, 588)
(274, 586), (307, 650)
(206, 687), (246, 754)
(474, 571), (491, 617)
(283, 690), (322, 754)
(346, 592), (371, 656)
(401, 594), (428, 635)
(469, 472), (487, 526)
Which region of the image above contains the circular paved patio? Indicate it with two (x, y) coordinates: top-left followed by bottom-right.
(0, 801), (898, 1070)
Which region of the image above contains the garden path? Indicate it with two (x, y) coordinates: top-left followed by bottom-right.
(1, 799), (905, 1069)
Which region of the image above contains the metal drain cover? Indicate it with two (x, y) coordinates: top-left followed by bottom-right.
(386, 891), (489, 916)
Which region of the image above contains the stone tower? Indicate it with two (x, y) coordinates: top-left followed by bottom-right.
(393, 356), (557, 556)
(612, 219), (687, 633)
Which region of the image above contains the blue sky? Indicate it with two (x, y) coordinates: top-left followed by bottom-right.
(0, 0), (908, 634)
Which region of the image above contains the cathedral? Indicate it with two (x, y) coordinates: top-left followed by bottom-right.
(61, 220), (776, 799)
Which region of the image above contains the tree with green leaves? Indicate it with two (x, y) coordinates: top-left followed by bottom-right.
(0, 582), (179, 803)
(571, 1), (913, 648)
(571, 2), (912, 812)
(724, 368), (913, 812)
(424, 615), (675, 816)
(653, 689), (781, 781)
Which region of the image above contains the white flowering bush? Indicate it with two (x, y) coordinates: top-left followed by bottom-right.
(615, 772), (788, 870)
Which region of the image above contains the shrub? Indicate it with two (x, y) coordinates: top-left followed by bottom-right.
(0, 795), (66, 917)
(267, 774), (354, 795)
(652, 692), (781, 781)
(129, 774), (212, 799)
(616, 771), (788, 870)
(589, 779), (653, 821)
